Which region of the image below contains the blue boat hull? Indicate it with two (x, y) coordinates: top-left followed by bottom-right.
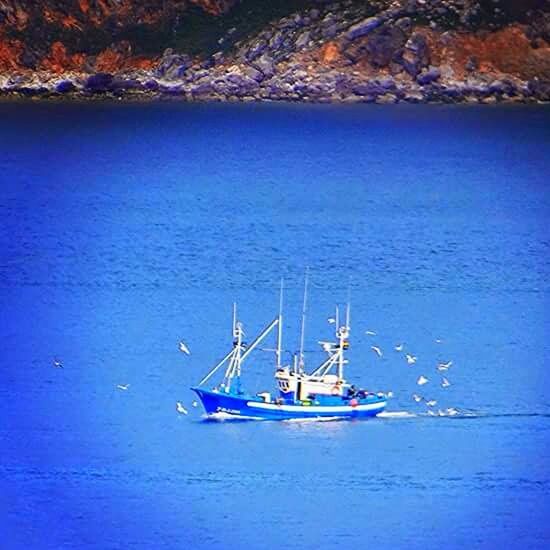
(192, 387), (386, 420)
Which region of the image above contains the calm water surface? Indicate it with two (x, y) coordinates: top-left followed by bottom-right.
(0, 101), (549, 549)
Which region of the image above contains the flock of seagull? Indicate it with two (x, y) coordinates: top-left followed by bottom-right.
(52, 340), (196, 415)
(364, 328), (458, 417)
(52, 329), (458, 418)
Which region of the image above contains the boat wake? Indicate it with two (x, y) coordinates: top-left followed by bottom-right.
(203, 412), (264, 422)
(377, 411), (417, 419)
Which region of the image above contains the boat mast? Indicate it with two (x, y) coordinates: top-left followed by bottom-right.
(298, 268), (309, 373)
(338, 280), (351, 380)
(276, 278), (284, 370)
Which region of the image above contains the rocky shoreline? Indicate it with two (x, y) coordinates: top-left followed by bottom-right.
(1, 0), (549, 104)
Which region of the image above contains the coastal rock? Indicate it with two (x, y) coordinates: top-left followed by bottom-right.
(365, 23), (408, 67)
(527, 78), (550, 101)
(55, 79), (76, 93)
(402, 32), (430, 77)
(0, 1), (549, 104)
(246, 39), (268, 62)
(242, 64), (264, 82)
(155, 50), (192, 80)
(85, 72), (113, 92)
(295, 31), (312, 50)
(417, 66), (441, 85)
(251, 55), (276, 79)
(346, 17), (384, 41)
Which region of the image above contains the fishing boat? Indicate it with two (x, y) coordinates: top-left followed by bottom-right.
(191, 277), (388, 421)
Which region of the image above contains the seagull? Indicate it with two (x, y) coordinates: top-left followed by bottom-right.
(116, 384), (130, 390)
(365, 330), (377, 336)
(327, 317), (336, 324)
(406, 354), (417, 365)
(417, 375), (429, 386)
(178, 341), (191, 355)
(371, 346), (383, 358)
(318, 341), (333, 353)
(53, 358), (63, 368)
(176, 401), (188, 415)
(386, 391), (394, 398)
(394, 344), (403, 352)
(425, 399), (437, 407)
(192, 401), (198, 408)
(435, 339), (443, 344)
(412, 393), (423, 402)
(441, 377), (451, 388)
(437, 360), (452, 371)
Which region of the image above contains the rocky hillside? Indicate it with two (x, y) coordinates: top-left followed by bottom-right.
(1, 0), (549, 102)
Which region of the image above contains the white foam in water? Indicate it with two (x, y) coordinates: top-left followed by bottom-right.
(204, 412), (264, 421)
(283, 416), (343, 423)
(377, 411), (417, 418)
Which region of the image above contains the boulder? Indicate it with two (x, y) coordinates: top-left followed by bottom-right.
(365, 23), (408, 67)
(417, 66), (441, 85)
(401, 32), (430, 77)
(269, 32), (284, 51)
(252, 55), (276, 79)
(110, 78), (142, 91)
(213, 72), (259, 96)
(85, 73), (113, 92)
(144, 80), (159, 91)
(346, 16), (384, 41)
(191, 81), (214, 96)
(242, 65), (264, 82)
(55, 80), (76, 93)
(295, 31), (311, 49)
(155, 51), (192, 80)
(527, 78), (550, 100)
(246, 39), (268, 61)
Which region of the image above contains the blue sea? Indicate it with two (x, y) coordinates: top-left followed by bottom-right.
(0, 100), (549, 549)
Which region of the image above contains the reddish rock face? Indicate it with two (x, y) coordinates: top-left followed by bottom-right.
(0, 0), (240, 71)
(189, 0), (238, 16)
(39, 42), (87, 73)
(320, 41), (341, 64)
(0, 34), (24, 70)
(425, 25), (550, 80)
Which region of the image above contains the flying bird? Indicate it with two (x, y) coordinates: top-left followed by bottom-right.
(435, 339), (443, 344)
(412, 394), (423, 402)
(365, 330), (377, 336)
(437, 360), (452, 371)
(53, 358), (63, 368)
(318, 341), (333, 353)
(371, 346), (383, 358)
(406, 354), (417, 365)
(116, 384), (130, 391)
(176, 401), (188, 415)
(394, 344), (403, 352)
(179, 341), (191, 355)
(386, 391), (394, 398)
(425, 399), (437, 407)
(441, 377), (451, 388)
(417, 375), (429, 386)
(192, 401), (198, 408)
(327, 317), (336, 324)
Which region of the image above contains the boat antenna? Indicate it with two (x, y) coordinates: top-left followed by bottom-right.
(298, 267), (309, 373)
(345, 277), (351, 329)
(276, 278), (284, 370)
